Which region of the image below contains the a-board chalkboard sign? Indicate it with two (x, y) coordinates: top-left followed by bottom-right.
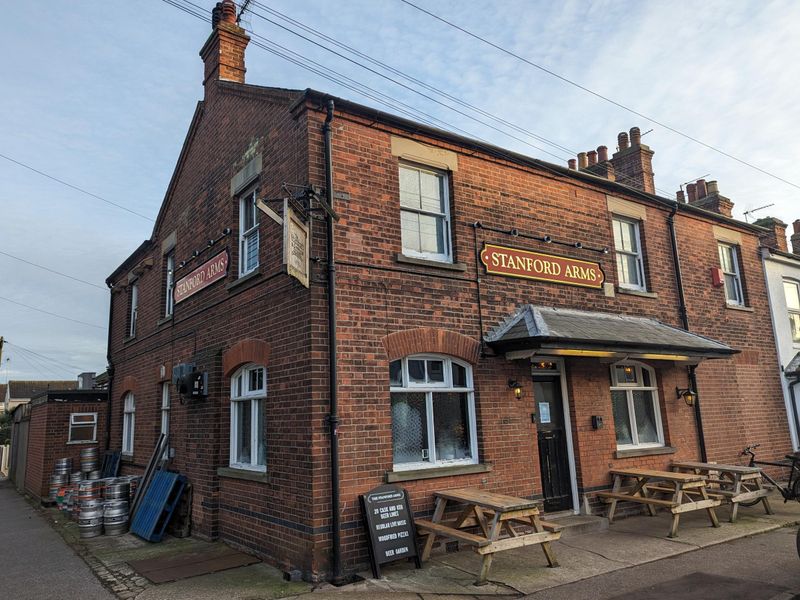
(359, 484), (421, 578)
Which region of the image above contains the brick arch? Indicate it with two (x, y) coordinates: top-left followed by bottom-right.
(382, 328), (481, 365)
(119, 375), (139, 399)
(222, 339), (271, 377)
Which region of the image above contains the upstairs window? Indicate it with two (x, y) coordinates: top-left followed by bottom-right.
(718, 243), (744, 305)
(612, 216), (646, 291)
(389, 355), (476, 470)
(164, 252), (175, 317)
(69, 413), (97, 443)
(230, 364), (266, 471)
(785, 280), (800, 344)
(399, 163), (451, 262)
(128, 283), (139, 338)
(239, 189), (259, 276)
(122, 393), (135, 455)
(610, 362), (663, 450)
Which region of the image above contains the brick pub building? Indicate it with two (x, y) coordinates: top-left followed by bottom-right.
(106, 1), (792, 581)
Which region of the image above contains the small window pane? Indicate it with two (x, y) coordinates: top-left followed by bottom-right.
(70, 425), (95, 442)
(452, 363), (467, 387)
(427, 360), (444, 384)
(724, 274), (740, 303)
(614, 219), (637, 252)
(611, 391), (632, 445)
(255, 399), (265, 466)
(419, 171), (443, 213)
(617, 253), (640, 286)
(785, 282), (800, 311)
(392, 392), (429, 464)
(389, 360), (403, 386)
(249, 367), (264, 393)
(236, 400), (252, 464)
(633, 391), (659, 443)
(399, 167), (420, 208)
(418, 214), (446, 255)
(719, 244), (735, 272)
(433, 392), (471, 461)
(72, 414), (94, 424)
(408, 360), (425, 383)
(401, 211), (422, 253)
(641, 368), (652, 387)
(791, 313), (800, 344)
(615, 365), (638, 385)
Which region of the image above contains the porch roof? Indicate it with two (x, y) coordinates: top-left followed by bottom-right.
(486, 305), (738, 361)
(786, 353), (800, 377)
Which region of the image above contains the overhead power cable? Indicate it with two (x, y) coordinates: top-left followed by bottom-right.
(10, 346), (65, 378)
(5, 341), (86, 373)
(0, 250), (107, 291)
(398, 0), (800, 192)
(0, 295), (106, 330)
(0, 152), (155, 221)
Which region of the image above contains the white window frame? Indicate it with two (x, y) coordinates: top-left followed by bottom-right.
(718, 243), (744, 306)
(399, 163), (452, 263)
(165, 252), (175, 317)
(612, 215), (646, 291)
(238, 189), (260, 277)
(390, 354), (477, 471)
(68, 412), (97, 443)
(784, 279), (800, 346)
(122, 392), (135, 455)
(129, 283), (139, 337)
(230, 364), (267, 472)
(610, 361), (664, 450)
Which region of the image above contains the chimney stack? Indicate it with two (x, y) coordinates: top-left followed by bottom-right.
(753, 217), (788, 252)
(200, 0), (250, 92)
(686, 179), (734, 217)
(610, 126), (655, 193)
(792, 220), (800, 255)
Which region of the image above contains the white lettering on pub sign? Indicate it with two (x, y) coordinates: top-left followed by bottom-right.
(174, 250), (229, 304)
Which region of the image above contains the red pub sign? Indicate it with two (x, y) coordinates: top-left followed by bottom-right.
(480, 243), (605, 289)
(174, 250), (229, 304)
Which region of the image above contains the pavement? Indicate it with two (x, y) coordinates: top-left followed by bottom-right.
(7, 479), (800, 599)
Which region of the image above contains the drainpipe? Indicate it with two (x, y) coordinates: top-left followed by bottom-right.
(667, 205), (708, 462)
(322, 99), (343, 585)
(104, 283), (115, 451)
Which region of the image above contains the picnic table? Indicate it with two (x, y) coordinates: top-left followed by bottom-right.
(597, 467), (721, 538)
(415, 488), (562, 585)
(671, 461), (773, 522)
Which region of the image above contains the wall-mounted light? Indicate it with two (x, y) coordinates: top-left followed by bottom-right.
(543, 235), (552, 243)
(574, 242), (583, 249)
(508, 379), (523, 400)
(676, 386), (696, 406)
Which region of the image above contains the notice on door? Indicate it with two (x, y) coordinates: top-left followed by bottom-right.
(539, 402), (551, 424)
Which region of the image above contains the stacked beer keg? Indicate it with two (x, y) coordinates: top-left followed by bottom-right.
(80, 447), (99, 478)
(103, 479), (131, 536)
(49, 458), (71, 503)
(77, 479), (105, 538)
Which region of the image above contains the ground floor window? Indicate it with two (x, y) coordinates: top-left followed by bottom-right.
(122, 393), (135, 455)
(230, 364), (266, 471)
(389, 355), (477, 470)
(610, 361), (664, 449)
(161, 382), (170, 458)
(69, 412), (97, 443)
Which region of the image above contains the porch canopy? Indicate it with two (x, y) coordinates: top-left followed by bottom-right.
(486, 305), (738, 362)
(785, 353), (800, 377)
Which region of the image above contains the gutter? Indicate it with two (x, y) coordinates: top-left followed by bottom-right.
(104, 282), (115, 451)
(667, 205), (708, 462)
(322, 99), (343, 585)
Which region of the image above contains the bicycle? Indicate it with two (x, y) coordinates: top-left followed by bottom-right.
(740, 443), (800, 505)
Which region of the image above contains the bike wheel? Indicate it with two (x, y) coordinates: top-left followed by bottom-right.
(796, 527), (800, 559)
(738, 481), (764, 507)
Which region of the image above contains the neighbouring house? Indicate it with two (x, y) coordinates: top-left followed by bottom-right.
(758, 217), (800, 450)
(104, 0), (792, 582)
(4, 380), (77, 413)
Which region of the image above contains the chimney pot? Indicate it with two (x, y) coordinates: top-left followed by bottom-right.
(597, 146), (608, 162)
(577, 152), (588, 169)
(792, 220), (800, 255)
(794, 219), (800, 235)
(588, 150), (597, 166)
(617, 132), (629, 150)
(696, 179), (708, 199)
(630, 127), (641, 146)
(676, 190), (685, 203)
(687, 183), (697, 203)
(707, 180), (719, 194)
(221, 0), (237, 23)
(212, 2), (222, 28)
(568, 159), (577, 170)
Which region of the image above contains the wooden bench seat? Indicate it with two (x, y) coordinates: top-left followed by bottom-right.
(415, 519), (491, 547)
(645, 485), (725, 501)
(596, 491), (675, 507)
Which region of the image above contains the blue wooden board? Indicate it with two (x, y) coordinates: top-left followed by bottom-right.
(131, 470), (187, 542)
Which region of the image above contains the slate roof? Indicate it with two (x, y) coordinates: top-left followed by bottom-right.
(7, 380), (77, 399)
(486, 305), (737, 357)
(786, 353), (800, 377)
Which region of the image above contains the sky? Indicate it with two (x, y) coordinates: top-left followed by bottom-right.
(1, 0), (799, 382)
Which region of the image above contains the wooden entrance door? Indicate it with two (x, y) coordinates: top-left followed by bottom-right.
(534, 375), (573, 512)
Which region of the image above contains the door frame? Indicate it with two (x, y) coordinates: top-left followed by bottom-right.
(532, 357), (579, 514)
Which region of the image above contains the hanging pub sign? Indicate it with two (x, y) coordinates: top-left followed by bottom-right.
(283, 200), (310, 288)
(480, 243), (605, 289)
(360, 484), (421, 579)
(174, 250), (229, 304)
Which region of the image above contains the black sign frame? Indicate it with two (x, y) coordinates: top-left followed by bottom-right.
(359, 484), (421, 579)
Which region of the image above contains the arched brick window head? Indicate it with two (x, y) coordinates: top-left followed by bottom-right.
(223, 339), (271, 377)
(382, 328), (480, 365)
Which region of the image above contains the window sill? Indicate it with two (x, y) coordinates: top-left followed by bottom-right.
(395, 253), (467, 272)
(123, 336), (136, 344)
(157, 315), (173, 327)
(386, 463), (491, 483)
(617, 288), (658, 299)
(66, 440), (98, 446)
(217, 466), (271, 483)
(615, 446), (676, 459)
(226, 268), (262, 292)
(725, 303), (754, 312)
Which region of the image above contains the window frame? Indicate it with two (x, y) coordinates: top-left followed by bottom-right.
(68, 412), (98, 443)
(389, 354), (477, 471)
(609, 361), (664, 450)
(612, 215), (647, 291)
(122, 392), (135, 455)
(718, 242), (745, 306)
(238, 188), (260, 277)
(129, 282), (139, 338)
(784, 279), (800, 346)
(230, 363), (267, 472)
(398, 162), (452, 263)
(164, 252), (175, 317)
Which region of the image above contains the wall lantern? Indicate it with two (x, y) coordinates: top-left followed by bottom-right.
(676, 386), (696, 406)
(508, 379), (523, 400)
